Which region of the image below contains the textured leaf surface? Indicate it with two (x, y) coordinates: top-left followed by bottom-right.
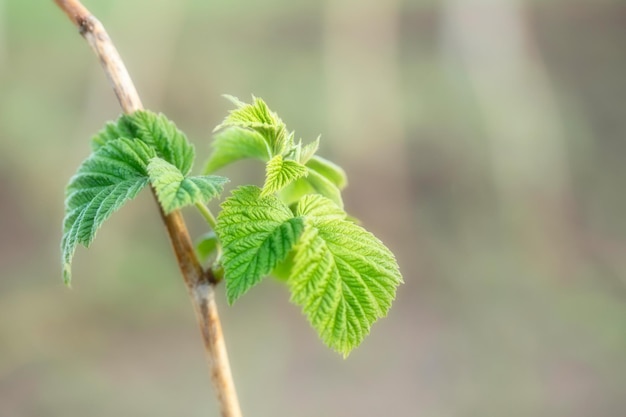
(196, 231), (219, 263)
(215, 96), (288, 157)
(261, 155), (308, 197)
(279, 156), (347, 207)
(203, 127), (271, 173)
(147, 157), (227, 214)
(131, 111), (195, 175)
(62, 138), (154, 284)
(290, 195), (402, 356)
(306, 155), (347, 190)
(302, 168), (344, 208)
(218, 95), (284, 131)
(277, 167), (344, 208)
(90, 111), (195, 175)
(91, 114), (135, 150)
(217, 186), (305, 304)
(297, 137), (320, 164)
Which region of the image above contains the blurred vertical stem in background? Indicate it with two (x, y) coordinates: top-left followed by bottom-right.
(0, 0), (6, 71)
(324, 0), (416, 278)
(80, 0), (188, 132)
(52, 1), (243, 416)
(440, 0), (574, 275)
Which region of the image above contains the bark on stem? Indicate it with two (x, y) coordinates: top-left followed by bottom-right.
(53, 1), (242, 416)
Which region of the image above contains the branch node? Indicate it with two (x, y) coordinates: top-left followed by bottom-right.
(77, 16), (93, 36)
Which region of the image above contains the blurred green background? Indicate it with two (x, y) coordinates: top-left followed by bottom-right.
(1, 0), (625, 416)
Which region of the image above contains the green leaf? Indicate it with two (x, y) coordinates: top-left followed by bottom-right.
(278, 176), (317, 207)
(306, 155), (347, 190)
(90, 111), (196, 175)
(131, 111), (195, 175)
(196, 231), (219, 263)
(216, 96), (288, 157)
(62, 138), (155, 284)
(203, 127), (271, 173)
(298, 136), (320, 164)
(91, 114), (136, 150)
(147, 157), (227, 214)
(217, 186), (305, 304)
(302, 168), (344, 208)
(271, 250), (296, 282)
(295, 192), (346, 222)
(277, 154), (346, 208)
(289, 195), (402, 356)
(277, 168), (344, 208)
(218, 95), (284, 131)
(262, 155), (308, 197)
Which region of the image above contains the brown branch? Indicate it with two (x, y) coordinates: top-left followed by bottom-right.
(54, 0), (142, 114)
(53, 1), (242, 416)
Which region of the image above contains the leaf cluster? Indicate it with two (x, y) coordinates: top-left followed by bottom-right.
(62, 111), (227, 284)
(62, 97), (402, 356)
(207, 97), (402, 355)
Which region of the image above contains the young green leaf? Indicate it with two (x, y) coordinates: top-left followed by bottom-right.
(91, 110), (196, 175)
(289, 195), (402, 356)
(147, 157), (227, 214)
(261, 155), (308, 197)
(91, 114), (136, 150)
(298, 136), (320, 164)
(203, 127), (271, 173)
(215, 96), (288, 157)
(295, 192), (346, 222)
(217, 186), (305, 304)
(306, 155), (347, 190)
(218, 95), (284, 131)
(277, 155), (346, 207)
(304, 169), (344, 208)
(195, 231), (219, 263)
(62, 138), (155, 284)
(131, 110), (195, 175)
(277, 170), (343, 208)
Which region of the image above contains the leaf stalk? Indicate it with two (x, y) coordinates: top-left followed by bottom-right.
(196, 202), (219, 231)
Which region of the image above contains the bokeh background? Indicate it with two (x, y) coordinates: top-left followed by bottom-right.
(1, 0), (625, 416)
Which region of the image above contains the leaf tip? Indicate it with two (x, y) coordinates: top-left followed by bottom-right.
(222, 94), (244, 108)
(225, 287), (240, 306)
(63, 263), (72, 287)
